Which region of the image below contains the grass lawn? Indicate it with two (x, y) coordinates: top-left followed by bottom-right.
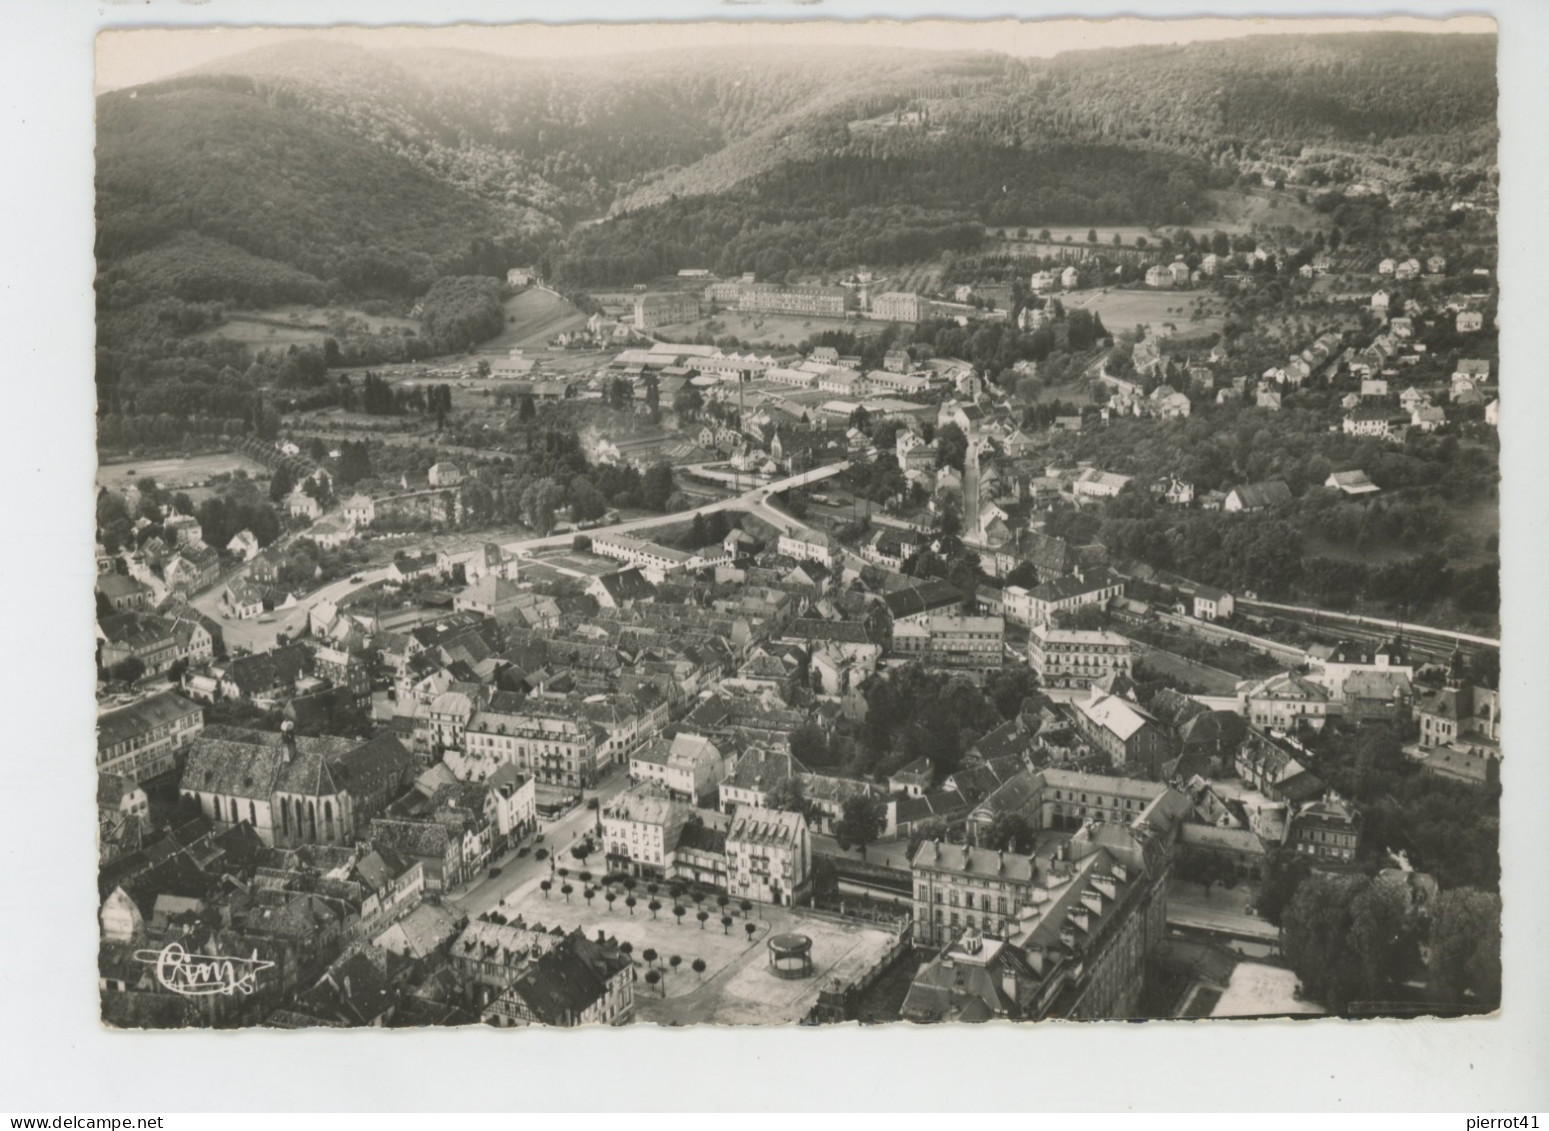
(97, 451), (270, 494)
(665, 310), (862, 349)
(484, 288), (588, 352)
(990, 225), (1158, 245)
(1203, 187), (1334, 235)
(194, 304), (420, 350)
(1135, 647), (1245, 695)
(195, 318), (327, 349)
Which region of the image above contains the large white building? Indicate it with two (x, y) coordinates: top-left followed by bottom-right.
(602, 785), (693, 879)
(96, 690), (205, 783)
(629, 733), (726, 805)
(461, 699), (611, 789)
(1073, 468), (1133, 500)
(1029, 625), (1135, 689)
(726, 805), (812, 908)
(737, 284), (847, 318)
(1304, 640), (1413, 699)
(1239, 672), (1334, 732)
(633, 292), (702, 330)
(777, 527), (838, 569)
(590, 533), (693, 582)
(1007, 568), (1125, 627)
(871, 292), (925, 323)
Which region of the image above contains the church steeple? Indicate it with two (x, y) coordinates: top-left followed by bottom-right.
(1446, 645), (1466, 688)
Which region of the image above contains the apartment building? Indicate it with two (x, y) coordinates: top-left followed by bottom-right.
(726, 805), (811, 908)
(737, 283), (847, 318)
(633, 292), (701, 330)
(461, 699), (611, 789)
(870, 292), (925, 323)
(1029, 625), (1135, 689)
(96, 690), (205, 783)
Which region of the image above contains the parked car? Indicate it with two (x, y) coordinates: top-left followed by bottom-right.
(517, 846), (531, 858)
(488, 866), (502, 879)
(349, 575), (365, 584)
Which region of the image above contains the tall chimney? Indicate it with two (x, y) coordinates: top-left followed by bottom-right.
(280, 720), (297, 764)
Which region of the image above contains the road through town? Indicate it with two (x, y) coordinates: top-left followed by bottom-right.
(448, 770), (632, 920)
(191, 461), (850, 653)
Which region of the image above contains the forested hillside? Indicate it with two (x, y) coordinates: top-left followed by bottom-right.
(99, 32), (1496, 308)
(961, 33), (1497, 162)
(550, 143), (1217, 284)
(616, 32), (1497, 211)
(189, 41), (957, 223)
(96, 75), (514, 301)
(92, 31), (1497, 451)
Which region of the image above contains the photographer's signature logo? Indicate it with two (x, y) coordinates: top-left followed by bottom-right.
(133, 942), (273, 997)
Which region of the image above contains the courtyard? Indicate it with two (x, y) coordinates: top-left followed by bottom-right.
(1210, 962), (1324, 1018)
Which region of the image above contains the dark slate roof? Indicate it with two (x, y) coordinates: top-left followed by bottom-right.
(1228, 481), (1294, 509)
(881, 580), (964, 619)
(675, 821), (728, 855)
(782, 618), (874, 645)
(1027, 567), (1123, 604)
(1278, 769), (1328, 804)
(97, 691), (202, 750)
(894, 791), (973, 825)
(971, 718), (1037, 762)
(945, 754), (1026, 808)
(507, 929), (632, 1025)
(370, 819), (452, 861)
(99, 612), (177, 648)
(596, 567), (656, 603)
(330, 733), (415, 800)
(1024, 532), (1077, 575)
(222, 643), (313, 696)
(1147, 688), (1209, 730)
(180, 727), (361, 801)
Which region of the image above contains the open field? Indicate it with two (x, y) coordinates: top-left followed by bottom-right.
(194, 317), (327, 350)
(666, 310), (866, 349)
(1203, 187), (1334, 235)
(890, 261), (946, 295)
(271, 303), (418, 335)
(1135, 646), (1245, 696)
(991, 225), (1159, 247)
(97, 451), (270, 495)
(194, 304), (418, 350)
(517, 550), (618, 586)
(1065, 287), (1226, 337)
(480, 287), (588, 353)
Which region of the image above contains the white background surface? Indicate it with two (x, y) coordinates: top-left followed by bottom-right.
(0, 0), (1544, 1112)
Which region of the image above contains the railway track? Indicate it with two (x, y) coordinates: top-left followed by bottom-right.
(1240, 603), (1497, 667)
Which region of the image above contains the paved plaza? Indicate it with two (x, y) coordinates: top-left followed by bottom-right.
(497, 882), (899, 1025)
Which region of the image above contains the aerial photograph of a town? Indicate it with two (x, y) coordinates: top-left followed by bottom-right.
(92, 18), (1503, 1030)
